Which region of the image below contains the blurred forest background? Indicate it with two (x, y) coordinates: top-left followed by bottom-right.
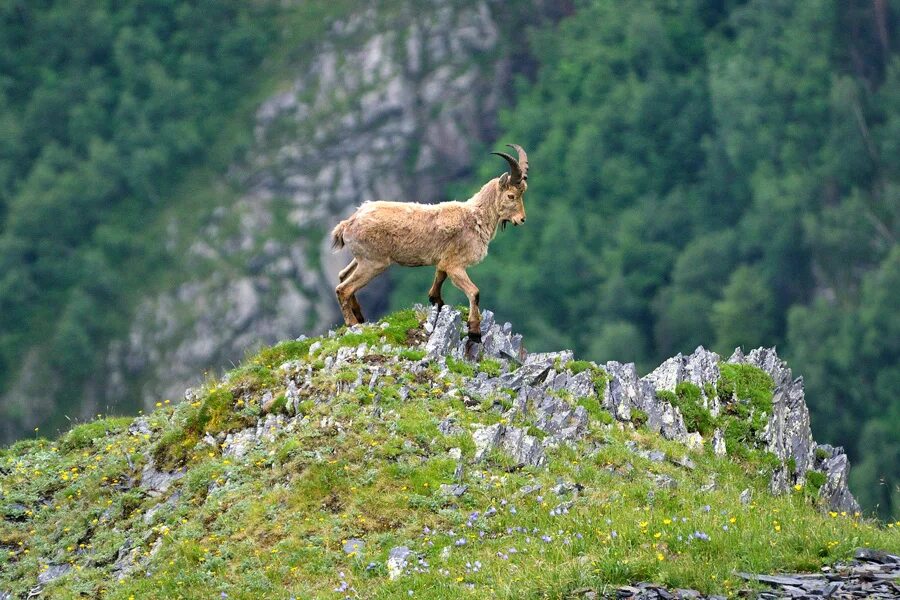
(0, 0), (897, 517)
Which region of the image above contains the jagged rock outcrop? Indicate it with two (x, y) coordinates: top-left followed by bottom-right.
(410, 306), (860, 513)
(55, 1), (559, 418)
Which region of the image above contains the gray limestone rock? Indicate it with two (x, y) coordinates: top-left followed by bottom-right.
(564, 370), (596, 398)
(387, 546), (412, 580)
(438, 417), (463, 436)
(439, 483), (468, 497)
(140, 460), (185, 496)
(472, 423), (545, 467)
(817, 451), (861, 514)
(605, 361), (687, 440)
(531, 391), (589, 442)
(343, 538), (365, 556)
(38, 564), (71, 585)
(643, 346), (721, 417)
(730, 348), (825, 502)
(425, 306), (462, 359)
(712, 428), (727, 456)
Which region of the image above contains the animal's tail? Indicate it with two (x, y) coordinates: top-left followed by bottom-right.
(331, 220), (347, 250)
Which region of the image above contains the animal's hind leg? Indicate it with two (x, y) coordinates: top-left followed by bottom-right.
(338, 259), (358, 282)
(336, 259), (389, 325)
(349, 294), (365, 323)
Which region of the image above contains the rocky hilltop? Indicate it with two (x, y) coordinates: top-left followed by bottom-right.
(2, 306), (896, 598)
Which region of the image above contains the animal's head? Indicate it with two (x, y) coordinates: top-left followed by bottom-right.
(492, 144), (529, 228)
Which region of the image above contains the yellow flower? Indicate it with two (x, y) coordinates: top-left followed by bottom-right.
(793, 483), (803, 491)
(729, 517), (736, 524)
(656, 552), (665, 561)
(663, 518), (672, 525)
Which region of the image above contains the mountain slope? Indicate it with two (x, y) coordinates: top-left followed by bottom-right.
(1, 307), (897, 599)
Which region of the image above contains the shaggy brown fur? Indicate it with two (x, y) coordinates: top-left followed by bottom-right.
(332, 145), (529, 341)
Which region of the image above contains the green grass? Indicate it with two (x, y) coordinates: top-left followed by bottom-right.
(0, 312), (897, 599)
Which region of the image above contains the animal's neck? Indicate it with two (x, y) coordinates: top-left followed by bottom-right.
(468, 179), (502, 243)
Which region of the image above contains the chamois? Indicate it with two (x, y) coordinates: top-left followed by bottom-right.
(331, 144), (529, 343)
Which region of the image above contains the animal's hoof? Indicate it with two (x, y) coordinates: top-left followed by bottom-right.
(467, 332), (482, 344)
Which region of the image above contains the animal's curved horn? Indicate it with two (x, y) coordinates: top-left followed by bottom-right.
(491, 151), (523, 184)
(507, 144), (528, 180)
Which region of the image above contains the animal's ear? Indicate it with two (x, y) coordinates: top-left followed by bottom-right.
(498, 173), (509, 188)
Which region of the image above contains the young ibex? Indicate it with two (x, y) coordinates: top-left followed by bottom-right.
(331, 144), (529, 343)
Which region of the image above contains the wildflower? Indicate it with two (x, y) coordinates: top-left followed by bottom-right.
(656, 552), (665, 561)
(793, 484), (803, 491)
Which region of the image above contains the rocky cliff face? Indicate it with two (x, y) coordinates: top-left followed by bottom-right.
(95, 1), (556, 413)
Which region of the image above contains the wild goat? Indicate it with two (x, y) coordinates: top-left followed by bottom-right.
(331, 144), (529, 343)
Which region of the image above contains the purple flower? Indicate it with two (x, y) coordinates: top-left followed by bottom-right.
(702, 505), (711, 513)
(541, 535), (552, 543)
(455, 538), (466, 546)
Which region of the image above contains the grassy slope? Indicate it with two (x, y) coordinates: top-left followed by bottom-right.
(1, 309), (898, 599)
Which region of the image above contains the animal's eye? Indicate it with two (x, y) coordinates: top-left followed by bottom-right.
(507, 194), (514, 200)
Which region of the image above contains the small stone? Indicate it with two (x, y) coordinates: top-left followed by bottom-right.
(260, 391), (276, 413)
(740, 488), (752, 505)
(652, 474), (677, 489)
(343, 538), (365, 555)
(439, 484), (468, 497)
(854, 548), (899, 564)
(673, 455), (696, 470)
(387, 546), (412, 580)
(448, 447), (462, 460)
(712, 428), (727, 456)
(647, 450), (666, 462)
(684, 432), (704, 451)
(38, 564), (71, 585)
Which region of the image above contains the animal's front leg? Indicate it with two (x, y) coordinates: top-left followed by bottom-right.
(428, 269), (447, 308)
(446, 268), (481, 343)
